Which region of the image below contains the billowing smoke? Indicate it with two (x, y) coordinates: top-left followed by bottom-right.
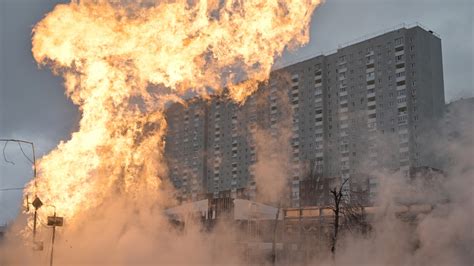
(2, 0), (472, 265)
(314, 101), (474, 265)
(252, 74), (294, 204)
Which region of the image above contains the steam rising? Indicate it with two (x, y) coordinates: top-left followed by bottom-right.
(1, 0), (472, 265)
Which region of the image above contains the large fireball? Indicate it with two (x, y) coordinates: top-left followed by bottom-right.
(27, 0), (321, 225)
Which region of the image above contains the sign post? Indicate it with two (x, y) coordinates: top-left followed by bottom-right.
(47, 210), (63, 266)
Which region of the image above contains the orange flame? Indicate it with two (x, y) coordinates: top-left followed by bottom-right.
(27, 0), (321, 225)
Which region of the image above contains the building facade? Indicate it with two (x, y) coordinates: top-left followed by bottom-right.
(164, 25), (445, 206)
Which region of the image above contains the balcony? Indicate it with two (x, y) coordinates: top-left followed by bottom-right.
(339, 107), (348, 113)
(340, 155), (349, 162)
(395, 50), (405, 57)
(395, 61), (405, 68)
(397, 101), (407, 108)
(396, 84), (406, 91)
(398, 128), (408, 135)
(399, 146), (409, 153)
(399, 138), (409, 145)
(396, 67), (406, 73)
(396, 76), (405, 83)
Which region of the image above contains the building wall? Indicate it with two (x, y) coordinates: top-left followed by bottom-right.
(165, 99), (208, 202)
(164, 26), (445, 206)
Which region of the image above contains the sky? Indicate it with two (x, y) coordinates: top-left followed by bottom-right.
(0, 0), (473, 224)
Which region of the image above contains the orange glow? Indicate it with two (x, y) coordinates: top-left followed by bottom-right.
(26, 0), (320, 226)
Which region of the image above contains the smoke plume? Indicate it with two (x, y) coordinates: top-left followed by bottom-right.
(315, 101), (474, 265)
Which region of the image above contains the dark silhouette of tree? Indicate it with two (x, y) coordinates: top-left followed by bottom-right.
(329, 178), (371, 257)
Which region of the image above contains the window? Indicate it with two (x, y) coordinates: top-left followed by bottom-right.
(396, 72), (405, 77)
(395, 37), (404, 46)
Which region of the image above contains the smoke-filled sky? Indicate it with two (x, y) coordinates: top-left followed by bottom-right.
(0, 0), (473, 224)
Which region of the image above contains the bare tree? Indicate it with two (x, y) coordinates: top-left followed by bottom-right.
(329, 178), (371, 257)
(329, 178), (347, 255)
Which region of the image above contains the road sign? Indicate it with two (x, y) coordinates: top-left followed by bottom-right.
(47, 216), (63, 227)
(32, 197), (43, 210)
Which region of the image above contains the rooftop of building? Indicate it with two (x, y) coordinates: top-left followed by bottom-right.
(273, 22), (440, 71)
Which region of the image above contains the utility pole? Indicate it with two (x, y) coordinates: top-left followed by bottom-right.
(271, 201), (281, 266)
(0, 139), (41, 244)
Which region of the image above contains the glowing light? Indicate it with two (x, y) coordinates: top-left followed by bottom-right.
(26, 0), (321, 225)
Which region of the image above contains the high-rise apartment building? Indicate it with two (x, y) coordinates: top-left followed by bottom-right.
(164, 25), (445, 206)
(165, 99), (208, 202)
